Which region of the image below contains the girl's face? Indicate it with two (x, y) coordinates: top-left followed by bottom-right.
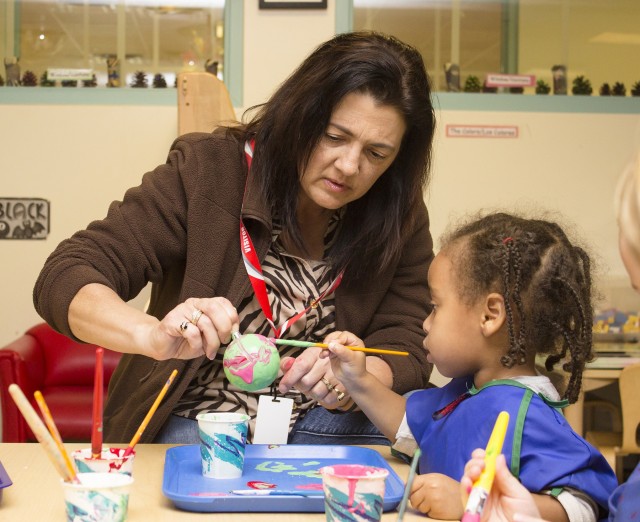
(298, 92), (406, 215)
(422, 250), (488, 379)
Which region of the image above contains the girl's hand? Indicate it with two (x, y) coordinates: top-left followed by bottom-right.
(409, 473), (464, 520)
(149, 296), (239, 360)
(318, 331), (368, 389)
(277, 331), (363, 408)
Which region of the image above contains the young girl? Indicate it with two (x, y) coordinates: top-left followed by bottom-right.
(322, 212), (618, 522)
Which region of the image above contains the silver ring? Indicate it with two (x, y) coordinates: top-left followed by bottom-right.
(191, 308), (203, 326)
(334, 389), (345, 401)
(321, 377), (335, 391)
(179, 321), (189, 333)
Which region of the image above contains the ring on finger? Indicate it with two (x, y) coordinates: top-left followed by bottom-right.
(334, 389), (345, 401)
(190, 308), (203, 326)
(179, 321), (189, 333)
(321, 377), (335, 392)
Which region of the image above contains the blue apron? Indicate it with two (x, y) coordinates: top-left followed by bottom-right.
(406, 377), (618, 520)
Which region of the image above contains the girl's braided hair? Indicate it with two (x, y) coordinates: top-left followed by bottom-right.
(441, 212), (594, 403)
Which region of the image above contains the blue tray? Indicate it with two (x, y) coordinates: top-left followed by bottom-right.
(162, 444), (404, 513)
(0, 460), (12, 503)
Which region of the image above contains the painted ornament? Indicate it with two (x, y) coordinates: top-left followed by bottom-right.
(223, 334), (280, 392)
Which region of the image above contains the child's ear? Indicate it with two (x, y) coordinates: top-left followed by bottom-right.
(480, 293), (506, 337)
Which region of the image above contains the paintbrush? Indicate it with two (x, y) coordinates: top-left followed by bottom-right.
(123, 368), (178, 457)
(9, 384), (78, 483)
(461, 411), (510, 522)
(396, 448), (421, 522)
(272, 338), (409, 356)
(91, 347), (104, 459)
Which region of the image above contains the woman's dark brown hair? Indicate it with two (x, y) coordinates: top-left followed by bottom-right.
(228, 31), (436, 282)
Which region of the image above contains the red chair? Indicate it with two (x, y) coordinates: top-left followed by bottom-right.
(0, 322), (121, 442)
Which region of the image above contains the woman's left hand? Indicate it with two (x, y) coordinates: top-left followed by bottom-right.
(277, 331), (360, 408)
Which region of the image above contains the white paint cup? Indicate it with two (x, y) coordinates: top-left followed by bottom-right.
(196, 412), (249, 479)
(61, 472), (133, 522)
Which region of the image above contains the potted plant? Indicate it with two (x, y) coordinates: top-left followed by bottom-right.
(130, 71), (148, 88)
(599, 83), (611, 96)
(21, 70), (38, 86)
(535, 80), (550, 94)
(612, 82), (626, 96)
(572, 75), (592, 95)
(632, 81), (640, 97)
(463, 75), (482, 93)
(152, 73), (167, 88)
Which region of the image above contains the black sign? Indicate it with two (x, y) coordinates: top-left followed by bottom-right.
(0, 198), (50, 239)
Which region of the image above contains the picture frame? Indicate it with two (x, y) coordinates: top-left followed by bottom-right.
(259, 0), (327, 9)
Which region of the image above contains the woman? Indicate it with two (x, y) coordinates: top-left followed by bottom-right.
(33, 31), (437, 444)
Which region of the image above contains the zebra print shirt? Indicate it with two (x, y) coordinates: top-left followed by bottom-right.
(174, 215), (341, 440)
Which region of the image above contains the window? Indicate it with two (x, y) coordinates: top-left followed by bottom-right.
(354, 0), (640, 95)
(1, 0), (225, 87)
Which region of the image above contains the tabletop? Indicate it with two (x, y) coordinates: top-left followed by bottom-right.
(0, 443), (437, 521)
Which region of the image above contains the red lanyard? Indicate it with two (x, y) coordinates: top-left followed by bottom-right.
(239, 140), (343, 338)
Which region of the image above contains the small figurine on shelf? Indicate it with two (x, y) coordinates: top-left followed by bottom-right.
(21, 70), (38, 87)
(40, 72), (55, 87)
(4, 57), (21, 86)
(632, 81), (640, 97)
(107, 56), (120, 87)
(463, 75), (481, 93)
(131, 71), (148, 88)
(599, 83), (611, 96)
(61, 79), (77, 88)
(83, 74), (97, 88)
(571, 75), (592, 95)
(152, 73), (167, 88)
(551, 65), (567, 94)
(444, 63), (460, 92)
(535, 79), (550, 94)
(612, 82), (626, 96)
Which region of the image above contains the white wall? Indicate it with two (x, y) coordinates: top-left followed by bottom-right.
(428, 106), (640, 305)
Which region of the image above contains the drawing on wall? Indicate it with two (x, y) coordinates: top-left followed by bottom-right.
(0, 198), (50, 239)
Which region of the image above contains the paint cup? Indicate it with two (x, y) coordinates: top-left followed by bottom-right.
(196, 412), (249, 479)
(61, 472), (133, 522)
(320, 464), (388, 522)
(71, 447), (135, 476)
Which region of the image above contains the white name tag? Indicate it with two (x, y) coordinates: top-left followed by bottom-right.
(253, 395), (294, 444)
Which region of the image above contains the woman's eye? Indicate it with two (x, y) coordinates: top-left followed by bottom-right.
(369, 150), (386, 160)
(326, 134), (341, 142)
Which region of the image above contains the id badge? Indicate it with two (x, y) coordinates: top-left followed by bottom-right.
(253, 395), (294, 444)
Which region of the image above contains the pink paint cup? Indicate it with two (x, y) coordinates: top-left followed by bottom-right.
(71, 447), (135, 476)
(320, 464), (388, 522)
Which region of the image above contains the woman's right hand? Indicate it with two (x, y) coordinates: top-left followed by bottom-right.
(149, 296), (240, 360)
(68, 284), (239, 361)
